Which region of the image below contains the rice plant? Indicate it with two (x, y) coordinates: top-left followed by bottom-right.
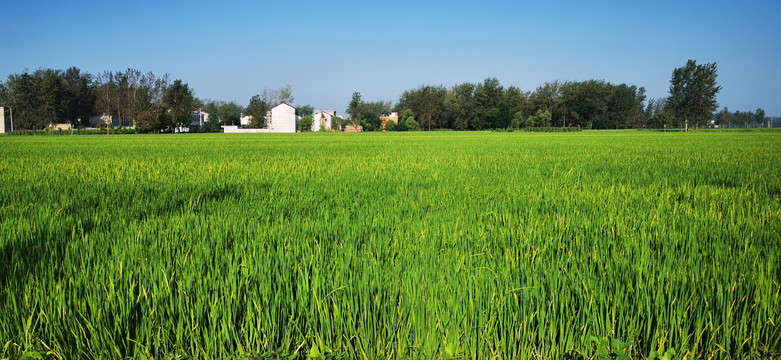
(0, 131), (779, 359)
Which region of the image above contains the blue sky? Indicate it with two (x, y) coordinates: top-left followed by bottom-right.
(2, 0), (780, 115)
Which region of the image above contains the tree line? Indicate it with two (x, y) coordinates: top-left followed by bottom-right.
(350, 60), (769, 131)
(383, 78), (648, 131)
(0, 60), (773, 132)
(0, 67), (198, 132)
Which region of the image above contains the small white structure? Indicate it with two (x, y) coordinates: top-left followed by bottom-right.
(269, 103), (296, 133)
(90, 114), (119, 127)
(223, 125), (270, 133)
(312, 110), (336, 132)
(0, 107), (6, 133)
(240, 114), (253, 126)
(190, 108), (209, 127)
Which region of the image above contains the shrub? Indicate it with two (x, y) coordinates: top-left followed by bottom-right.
(299, 115), (314, 132)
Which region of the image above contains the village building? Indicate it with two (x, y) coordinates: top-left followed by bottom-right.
(268, 103), (296, 133)
(240, 114), (253, 126)
(0, 107), (7, 133)
(51, 123), (72, 130)
(312, 110), (335, 132)
(229, 103), (296, 133)
(190, 107), (209, 127)
(89, 114), (120, 128)
(380, 112), (398, 131)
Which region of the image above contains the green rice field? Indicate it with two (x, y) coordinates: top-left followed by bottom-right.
(1, 131), (779, 359)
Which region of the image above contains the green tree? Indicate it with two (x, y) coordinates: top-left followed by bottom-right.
(755, 108), (766, 127)
(504, 86), (529, 120)
(474, 78), (504, 130)
(63, 67), (95, 127)
(163, 80), (194, 132)
(331, 115), (345, 131)
(296, 104), (314, 117)
(401, 110), (419, 131)
(347, 92), (363, 128)
(279, 84), (294, 104)
(526, 110), (552, 127)
(529, 81), (562, 126)
(132, 87), (158, 132)
(667, 60), (721, 130)
(245, 95), (269, 128)
(396, 85), (447, 130)
(219, 101), (243, 126)
(560, 80), (609, 129)
(445, 82), (476, 131)
(511, 111), (524, 130)
(359, 101), (387, 131)
(487, 103), (511, 129)
(647, 113), (672, 129)
(606, 84), (645, 129)
(1, 71), (46, 129)
(299, 115), (314, 132)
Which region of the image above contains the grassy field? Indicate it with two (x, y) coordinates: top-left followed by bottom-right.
(0, 131), (779, 359)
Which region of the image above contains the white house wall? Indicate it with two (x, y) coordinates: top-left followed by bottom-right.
(0, 107), (5, 133)
(270, 103), (296, 133)
(312, 111), (333, 132)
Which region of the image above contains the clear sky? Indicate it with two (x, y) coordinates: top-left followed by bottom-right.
(2, 0), (780, 115)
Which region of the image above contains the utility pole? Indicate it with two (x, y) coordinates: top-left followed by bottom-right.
(10, 107), (13, 132)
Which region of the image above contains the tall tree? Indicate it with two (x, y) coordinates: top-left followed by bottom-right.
(607, 84), (645, 129)
(755, 108), (766, 128)
(279, 84), (294, 105)
(296, 105), (314, 117)
(397, 85), (447, 131)
(560, 80), (609, 129)
(445, 83), (476, 131)
(1, 71), (41, 129)
(504, 86), (529, 120)
(220, 101), (243, 126)
(162, 80), (194, 132)
(347, 92), (363, 128)
(529, 81), (563, 127)
(133, 87), (162, 132)
(245, 95), (269, 128)
(667, 60), (721, 130)
(63, 67), (94, 127)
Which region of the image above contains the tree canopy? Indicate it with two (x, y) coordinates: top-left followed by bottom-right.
(667, 60), (721, 129)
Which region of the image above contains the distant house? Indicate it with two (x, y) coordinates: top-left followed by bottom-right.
(269, 103), (296, 133)
(223, 125), (269, 133)
(380, 112), (398, 131)
(312, 110), (336, 132)
(232, 103), (296, 133)
(89, 114), (120, 127)
(190, 107), (209, 127)
(344, 124), (363, 132)
(51, 123), (72, 131)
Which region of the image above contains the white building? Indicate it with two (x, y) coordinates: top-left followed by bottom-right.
(190, 108), (209, 127)
(312, 110), (336, 132)
(89, 114), (120, 127)
(0, 107), (6, 133)
(269, 103), (296, 133)
(223, 125), (270, 133)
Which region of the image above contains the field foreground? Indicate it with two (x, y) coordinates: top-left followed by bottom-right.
(0, 131), (779, 359)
